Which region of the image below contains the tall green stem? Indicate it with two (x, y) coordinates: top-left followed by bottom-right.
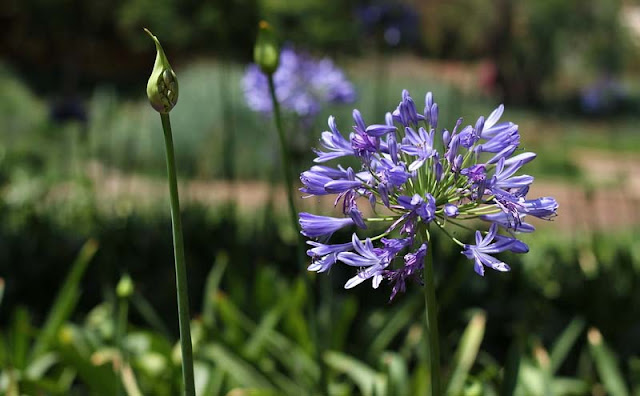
(424, 239), (441, 395)
(267, 74), (327, 389)
(160, 113), (195, 396)
(115, 295), (128, 396)
(266, 75), (302, 247)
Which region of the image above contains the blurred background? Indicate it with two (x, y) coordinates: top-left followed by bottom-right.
(1, 0), (640, 394)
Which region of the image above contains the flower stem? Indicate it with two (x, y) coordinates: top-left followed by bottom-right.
(267, 75), (303, 248)
(115, 296), (128, 396)
(267, 74), (326, 390)
(160, 113), (195, 396)
(424, 236), (441, 395)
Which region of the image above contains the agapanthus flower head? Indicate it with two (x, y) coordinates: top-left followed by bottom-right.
(242, 46), (356, 119)
(299, 90), (558, 300)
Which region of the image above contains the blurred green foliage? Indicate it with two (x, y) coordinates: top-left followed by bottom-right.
(1, 209), (639, 394)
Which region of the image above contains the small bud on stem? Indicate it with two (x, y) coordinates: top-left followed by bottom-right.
(116, 274), (134, 298)
(254, 21), (280, 75)
(145, 28), (179, 113)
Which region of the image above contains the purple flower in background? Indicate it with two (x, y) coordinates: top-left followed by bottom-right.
(243, 46), (356, 119)
(298, 90), (558, 299)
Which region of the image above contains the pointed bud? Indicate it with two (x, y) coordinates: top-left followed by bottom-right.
(144, 28), (179, 113)
(254, 21), (280, 75)
(116, 274), (134, 298)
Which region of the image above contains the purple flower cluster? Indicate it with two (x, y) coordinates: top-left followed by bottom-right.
(299, 90), (558, 300)
(242, 46), (356, 118)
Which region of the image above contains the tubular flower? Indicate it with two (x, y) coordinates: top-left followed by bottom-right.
(298, 90), (558, 300)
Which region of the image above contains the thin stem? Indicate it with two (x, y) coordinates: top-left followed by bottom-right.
(267, 74), (326, 389)
(160, 113), (195, 396)
(116, 295), (128, 396)
(424, 235), (441, 396)
(364, 216), (399, 222)
(267, 75), (302, 247)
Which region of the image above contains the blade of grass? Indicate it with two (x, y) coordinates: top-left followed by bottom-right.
(130, 291), (171, 338)
(216, 293), (320, 382)
(588, 328), (629, 396)
(244, 303), (286, 359)
(30, 239), (99, 360)
(56, 326), (117, 395)
(202, 252), (229, 329)
(551, 378), (589, 394)
(329, 296), (358, 351)
(549, 317), (586, 374)
(324, 350), (387, 396)
(501, 333), (524, 396)
(446, 311), (486, 395)
(201, 366), (225, 396)
(10, 306), (31, 370)
(382, 352), (410, 396)
(369, 297), (422, 360)
(25, 352), (58, 378)
(200, 343), (274, 390)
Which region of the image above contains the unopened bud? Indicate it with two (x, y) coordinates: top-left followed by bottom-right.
(253, 21), (279, 75)
(116, 274), (134, 298)
(144, 28), (179, 113)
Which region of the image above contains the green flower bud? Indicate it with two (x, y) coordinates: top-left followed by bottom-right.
(145, 28), (179, 113)
(253, 21), (280, 75)
(116, 274), (134, 298)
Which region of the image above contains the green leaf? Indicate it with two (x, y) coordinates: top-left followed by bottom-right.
(516, 360), (546, 396)
(201, 367), (225, 396)
(12, 377), (67, 395)
(10, 306), (31, 370)
(131, 292), (171, 338)
(200, 343), (274, 390)
(369, 297), (422, 359)
(446, 311), (486, 396)
(588, 328), (629, 396)
(329, 296), (358, 351)
(500, 333), (523, 396)
(244, 303), (286, 359)
(551, 378), (589, 395)
(549, 317), (586, 374)
(215, 294), (319, 382)
(25, 352), (58, 379)
(31, 239), (99, 360)
(324, 350), (387, 396)
(202, 251), (228, 329)
(382, 352), (410, 396)
(56, 325), (117, 395)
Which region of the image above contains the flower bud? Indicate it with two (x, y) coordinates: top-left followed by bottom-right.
(253, 21), (280, 75)
(145, 28), (179, 113)
(116, 274), (134, 298)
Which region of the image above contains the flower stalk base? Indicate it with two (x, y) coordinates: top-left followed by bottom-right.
(161, 113), (195, 396)
(423, 240), (440, 395)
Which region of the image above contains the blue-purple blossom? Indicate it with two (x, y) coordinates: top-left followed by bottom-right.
(306, 241), (353, 273)
(444, 204), (459, 218)
(243, 46), (355, 119)
(314, 116), (354, 163)
(298, 90), (558, 299)
(299, 213), (356, 238)
(462, 224), (513, 276)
